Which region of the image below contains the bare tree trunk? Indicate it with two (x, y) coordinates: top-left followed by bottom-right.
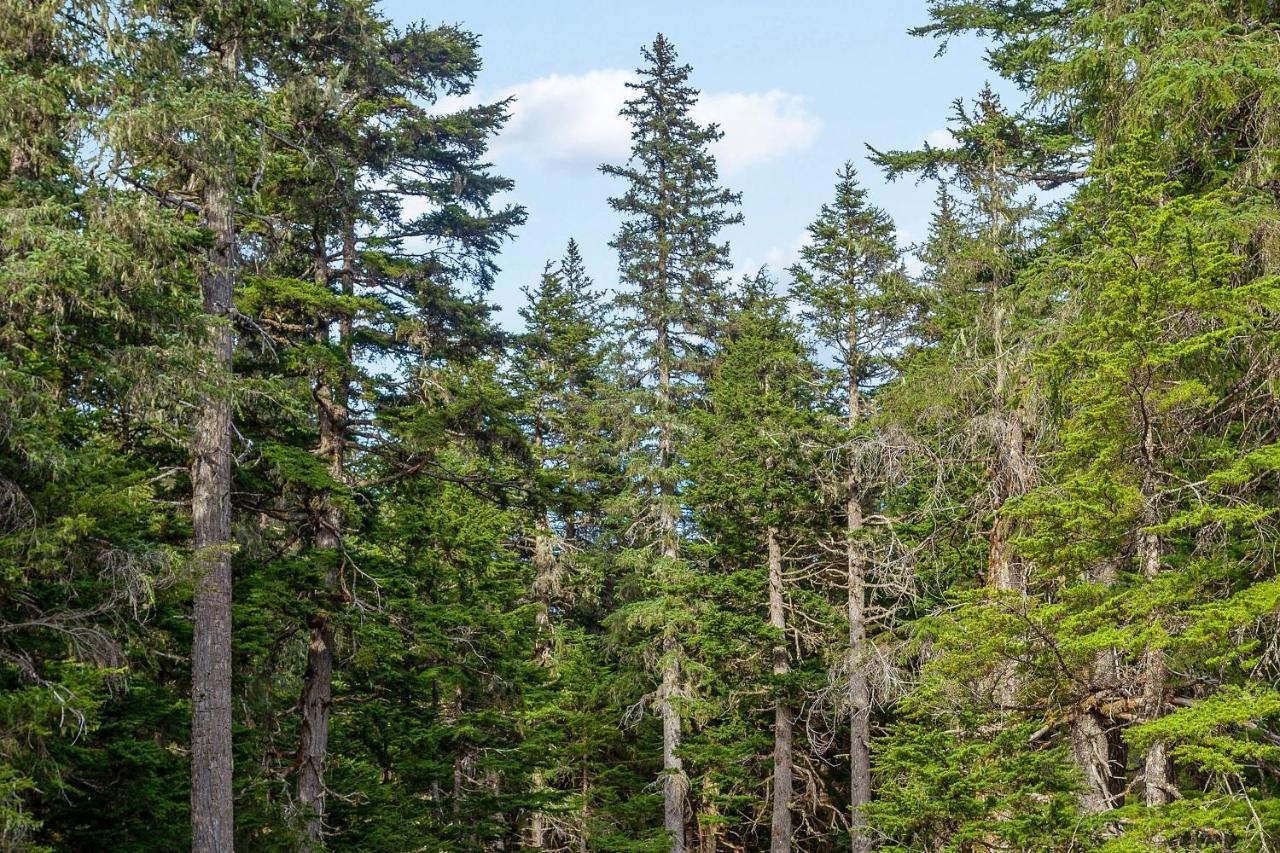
(1070, 710), (1125, 815)
(1136, 415), (1171, 809)
(528, 503), (555, 847)
(296, 608), (333, 847)
(847, 480), (872, 853)
(986, 408), (1030, 595)
(1140, 648), (1170, 807)
(660, 637), (686, 853)
(767, 527), (793, 852)
(296, 221), (353, 848)
(988, 411), (1032, 711)
(654, 306), (687, 853)
(191, 35), (238, 853)
(845, 353), (872, 853)
(1138, 422), (1170, 807)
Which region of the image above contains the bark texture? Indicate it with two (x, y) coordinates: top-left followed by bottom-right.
(656, 303), (686, 853)
(190, 35), (238, 853)
(1070, 561), (1125, 816)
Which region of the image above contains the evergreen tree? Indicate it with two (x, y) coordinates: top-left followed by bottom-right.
(789, 164), (909, 852)
(507, 239), (613, 848)
(236, 7), (523, 842)
(4, 6), (1280, 851)
(106, 2), (301, 842)
(600, 34), (741, 852)
(686, 272), (828, 851)
(1017, 142), (1280, 845)
(0, 3), (196, 846)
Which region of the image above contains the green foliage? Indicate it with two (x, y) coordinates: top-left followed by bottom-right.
(5, 3), (1280, 850)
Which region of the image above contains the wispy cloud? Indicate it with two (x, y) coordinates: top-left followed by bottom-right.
(733, 231), (810, 282)
(455, 69), (821, 175)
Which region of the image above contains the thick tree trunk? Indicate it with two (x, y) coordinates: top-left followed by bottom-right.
(296, 225), (352, 848)
(296, 610), (333, 847)
(190, 36), (238, 853)
(1070, 561), (1125, 816)
(986, 410), (1030, 594)
(1070, 712), (1114, 813)
(767, 527), (793, 852)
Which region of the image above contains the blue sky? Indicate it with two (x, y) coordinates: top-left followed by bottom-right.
(379, 1), (1014, 328)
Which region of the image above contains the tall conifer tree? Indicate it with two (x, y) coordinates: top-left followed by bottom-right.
(790, 165), (907, 852)
(601, 34), (741, 852)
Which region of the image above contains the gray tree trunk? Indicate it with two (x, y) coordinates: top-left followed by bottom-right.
(660, 636), (685, 853)
(528, 512), (555, 847)
(654, 299), (687, 853)
(988, 411), (1031, 710)
(190, 34), (238, 853)
(1138, 417), (1170, 807)
(767, 527), (793, 852)
(845, 351), (872, 853)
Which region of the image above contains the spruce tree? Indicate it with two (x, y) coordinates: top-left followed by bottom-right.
(511, 239), (608, 660)
(0, 4), (194, 845)
(106, 2), (295, 844)
(789, 164), (908, 852)
(600, 33), (741, 852)
(507, 240), (611, 847)
(686, 272), (826, 851)
(227, 7), (523, 845)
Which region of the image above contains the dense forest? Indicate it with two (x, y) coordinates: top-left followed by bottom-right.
(4, 1), (1280, 850)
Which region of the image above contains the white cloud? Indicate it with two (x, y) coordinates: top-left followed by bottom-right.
(491, 69), (634, 169)
(478, 69), (820, 174)
(696, 90), (822, 174)
(924, 127), (958, 149)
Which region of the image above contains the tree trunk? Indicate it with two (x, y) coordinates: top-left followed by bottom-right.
(528, 770), (547, 849)
(1070, 709), (1125, 815)
(660, 637), (686, 853)
(654, 295), (686, 852)
(190, 35), (238, 853)
(767, 527), (793, 852)
(847, 481), (872, 853)
(845, 353), (872, 853)
(528, 506), (555, 846)
(988, 411), (1031, 710)
(1070, 561), (1125, 816)
(296, 611), (333, 847)
(1138, 419), (1171, 808)
(296, 222), (352, 848)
